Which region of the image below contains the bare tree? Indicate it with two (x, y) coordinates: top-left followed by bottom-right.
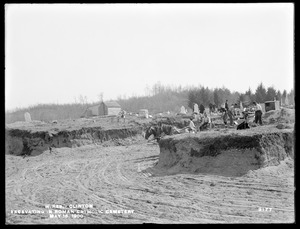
(98, 92), (104, 103)
(79, 95), (85, 104)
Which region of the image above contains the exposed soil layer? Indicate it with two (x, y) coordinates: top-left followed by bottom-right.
(5, 127), (142, 156)
(154, 126), (294, 177)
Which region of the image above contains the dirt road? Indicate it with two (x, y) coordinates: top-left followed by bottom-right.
(5, 137), (294, 224)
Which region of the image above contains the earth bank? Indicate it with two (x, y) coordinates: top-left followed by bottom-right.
(152, 126), (294, 177)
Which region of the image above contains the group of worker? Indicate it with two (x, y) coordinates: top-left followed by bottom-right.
(187, 111), (211, 133)
(222, 100), (263, 127)
(188, 100), (263, 132)
(221, 100), (235, 127)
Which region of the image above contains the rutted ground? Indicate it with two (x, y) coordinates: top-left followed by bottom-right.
(6, 136), (294, 224)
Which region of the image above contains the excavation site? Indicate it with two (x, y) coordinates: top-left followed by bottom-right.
(5, 108), (295, 224)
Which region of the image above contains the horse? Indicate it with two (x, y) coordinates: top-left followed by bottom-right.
(144, 124), (183, 142)
(144, 125), (161, 142)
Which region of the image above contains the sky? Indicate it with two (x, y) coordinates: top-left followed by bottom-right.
(5, 3), (294, 111)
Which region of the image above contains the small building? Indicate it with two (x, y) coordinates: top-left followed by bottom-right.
(86, 101), (121, 117)
(265, 100), (280, 112)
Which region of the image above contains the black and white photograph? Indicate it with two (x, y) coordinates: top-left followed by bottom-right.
(5, 3), (295, 224)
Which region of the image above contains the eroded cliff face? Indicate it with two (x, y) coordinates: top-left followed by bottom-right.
(5, 127), (142, 156)
(156, 126), (294, 176)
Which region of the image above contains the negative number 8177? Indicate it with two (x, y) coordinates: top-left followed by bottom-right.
(258, 207), (272, 212)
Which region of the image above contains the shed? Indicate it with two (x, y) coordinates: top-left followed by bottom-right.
(265, 100), (280, 112)
(86, 101), (121, 116)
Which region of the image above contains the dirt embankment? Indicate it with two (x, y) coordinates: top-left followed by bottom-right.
(151, 116), (191, 128)
(153, 126), (294, 177)
(262, 108), (295, 125)
(5, 126), (142, 157)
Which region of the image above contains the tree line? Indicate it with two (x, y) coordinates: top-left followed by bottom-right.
(119, 82), (294, 112)
(5, 82), (294, 124)
(187, 83), (294, 110)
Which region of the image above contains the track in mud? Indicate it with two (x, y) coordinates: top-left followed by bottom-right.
(5, 138), (294, 224)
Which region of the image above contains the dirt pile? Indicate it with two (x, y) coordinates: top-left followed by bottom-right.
(150, 116), (191, 128)
(5, 126), (142, 157)
(153, 126), (294, 177)
(262, 108), (295, 125)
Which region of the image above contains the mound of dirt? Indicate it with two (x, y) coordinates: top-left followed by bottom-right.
(150, 116), (191, 128)
(152, 126), (294, 177)
(262, 108), (295, 125)
(245, 157), (294, 178)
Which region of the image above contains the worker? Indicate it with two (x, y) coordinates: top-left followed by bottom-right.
(253, 101), (263, 125)
(199, 104), (205, 114)
(199, 111), (211, 131)
(118, 110), (126, 123)
(237, 110), (250, 130)
(225, 100), (229, 111)
(228, 104), (235, 126)
(221, 107), (228, 128)
(188, 117), (197, 133)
